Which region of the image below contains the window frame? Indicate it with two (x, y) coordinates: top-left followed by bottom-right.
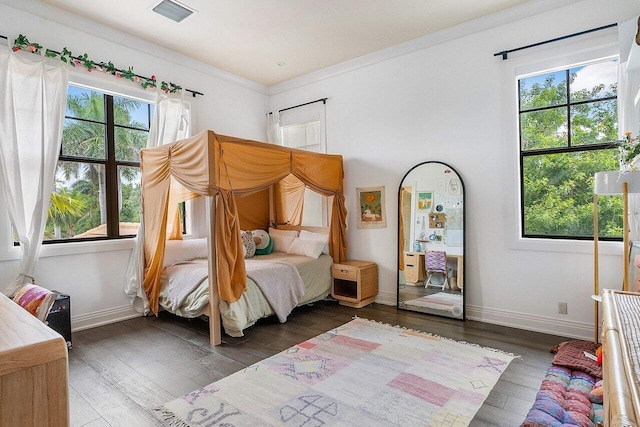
(502, 30), (621, 255)
(517, 59), (619, 241)
(278, 102), (329, 227)
(42, 85), (152, 244)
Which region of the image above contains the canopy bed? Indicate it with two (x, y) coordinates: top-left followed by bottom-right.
(139, 130), (347, 346)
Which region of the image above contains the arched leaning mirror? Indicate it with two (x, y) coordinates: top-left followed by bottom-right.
(397, 161), (465, 320)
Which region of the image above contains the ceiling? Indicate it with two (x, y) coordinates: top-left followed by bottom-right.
(41, 0), (534, 86)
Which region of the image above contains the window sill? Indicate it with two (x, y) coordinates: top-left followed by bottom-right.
(511, 236), (622, 256)
(0, 238), (135, 261)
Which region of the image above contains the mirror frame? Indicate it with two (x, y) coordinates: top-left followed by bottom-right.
(396, 161), (466, 320)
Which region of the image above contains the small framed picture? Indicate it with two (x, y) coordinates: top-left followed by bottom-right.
(357, 186), (386, 229)
(417, 191), (433, 212)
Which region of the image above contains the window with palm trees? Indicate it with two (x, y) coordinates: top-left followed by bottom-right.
(44, 85), (153, 242)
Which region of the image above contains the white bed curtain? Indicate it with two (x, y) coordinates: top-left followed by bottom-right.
(124, 90), (191, 313)
(266, 110), (280, 144)
(0, 45), (68, 296)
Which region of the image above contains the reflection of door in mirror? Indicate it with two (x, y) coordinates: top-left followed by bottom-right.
(397, 162), (465, 320)
(400, 187), (412, 255)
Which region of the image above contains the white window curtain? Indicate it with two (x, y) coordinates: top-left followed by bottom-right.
(124, 91), (191, 313)
(618, 63), (640, 140)
(0, 45), (68, 296)
(619, 64), (640, 241)
(266, 110), (280, 144)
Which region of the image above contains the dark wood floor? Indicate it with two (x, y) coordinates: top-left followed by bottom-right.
(68, 300), (567, 426)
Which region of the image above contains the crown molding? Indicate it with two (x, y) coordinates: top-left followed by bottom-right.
(268, 0), (583, 95)
(0, 0), (268, 95)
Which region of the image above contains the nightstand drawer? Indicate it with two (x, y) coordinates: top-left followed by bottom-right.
(332, 265), (357, 281)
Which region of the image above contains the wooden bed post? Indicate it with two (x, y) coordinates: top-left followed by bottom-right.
(206, 195), (222, 346)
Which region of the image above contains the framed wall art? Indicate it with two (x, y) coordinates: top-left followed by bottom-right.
(357, 186), (386, 229)
(417, 190), (433, 212)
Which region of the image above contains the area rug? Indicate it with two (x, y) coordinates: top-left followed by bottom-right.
(405, 292), (464, 316)
(157, 317), (515, 427)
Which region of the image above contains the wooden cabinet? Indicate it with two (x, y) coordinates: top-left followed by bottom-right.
(403, 252), (426, 284)
(0, 292), (69, 426)
(332, 261), (378, 308)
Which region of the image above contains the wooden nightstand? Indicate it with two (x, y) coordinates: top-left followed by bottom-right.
(331, 260), (378, 308)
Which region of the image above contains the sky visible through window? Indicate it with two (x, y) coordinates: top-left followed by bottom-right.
(519, 59), (618, 102)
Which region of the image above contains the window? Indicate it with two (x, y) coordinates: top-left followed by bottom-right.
(279, 102), (327, 226)
(44, 85), (153, 242)
(518, 58), (621, 240)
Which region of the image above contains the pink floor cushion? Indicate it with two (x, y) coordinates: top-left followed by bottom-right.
(13, 284), (57, 322)
(521, 366), (602, 427)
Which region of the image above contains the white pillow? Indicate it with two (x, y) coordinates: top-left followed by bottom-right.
(287, 237), (325, 259)
(163, 238), (208, 268)
(299, 230), (329, 255)
(268, 227), (299, 237)
(271, 234), (296, 253)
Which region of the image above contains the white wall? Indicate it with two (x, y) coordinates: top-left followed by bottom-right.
(269, 0), (640, 340)
(2, 0), (638, 340)
(0, 0), (268, 330)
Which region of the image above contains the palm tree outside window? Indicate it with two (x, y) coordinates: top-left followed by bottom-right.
(43, 85), (153, 242)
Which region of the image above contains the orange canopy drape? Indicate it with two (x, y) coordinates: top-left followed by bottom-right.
(275, 174), (306, 226)
(140, 130), (347, 315)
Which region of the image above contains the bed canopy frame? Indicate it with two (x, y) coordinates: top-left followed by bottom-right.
(140, 130), (347, 345)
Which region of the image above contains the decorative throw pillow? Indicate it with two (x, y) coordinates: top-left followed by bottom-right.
(287, 237), (325, 259)
(271, 234), (296, 253)
(241, 230), (256, 258)
(268, 227), (299, 237)
(252, 229), (273, 255)
(13, 284), (57, 322)
(299, 229), (330, 255)
(163, 238), (208, 268)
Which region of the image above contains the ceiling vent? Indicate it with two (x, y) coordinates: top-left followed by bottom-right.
(152, 0), (195, 23)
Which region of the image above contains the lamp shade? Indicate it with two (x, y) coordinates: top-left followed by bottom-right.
(594, 170), (640, 195)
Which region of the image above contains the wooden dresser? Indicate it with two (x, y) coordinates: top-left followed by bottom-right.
(0, 292), (69, 426)
(403, 251), (426, 284)
(601, 289), (640, 426)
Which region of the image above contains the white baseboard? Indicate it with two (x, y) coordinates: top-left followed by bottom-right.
(466, 304), (593, 341)
(378, 291), (592, 340)
(71, 305), (142, 332)
(71, 299), (593, 341)
(375, 291), (397, 306)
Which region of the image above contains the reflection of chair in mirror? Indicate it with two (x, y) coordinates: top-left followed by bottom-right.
(424, 250), (447, 290)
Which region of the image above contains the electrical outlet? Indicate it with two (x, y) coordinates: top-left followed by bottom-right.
(558, 302), (568, 315)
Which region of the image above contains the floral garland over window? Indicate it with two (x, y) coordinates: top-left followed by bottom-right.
(12, 34), (182, 94)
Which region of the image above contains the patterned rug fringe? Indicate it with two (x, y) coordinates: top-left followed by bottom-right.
(155, 407), (190, 427)
(351, 316), (520, 358)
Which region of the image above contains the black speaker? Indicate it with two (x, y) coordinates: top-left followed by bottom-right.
(46, 291), (72, 349)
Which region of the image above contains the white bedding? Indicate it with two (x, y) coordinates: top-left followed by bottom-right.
(158, 252), (333, 337)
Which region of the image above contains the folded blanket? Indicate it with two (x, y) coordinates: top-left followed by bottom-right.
(164, 260), (209, 312)
(245, 259), (305, 323)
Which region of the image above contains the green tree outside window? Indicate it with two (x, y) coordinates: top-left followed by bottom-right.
(519, 59), (621, 239)
(43, 86), (151, 241)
